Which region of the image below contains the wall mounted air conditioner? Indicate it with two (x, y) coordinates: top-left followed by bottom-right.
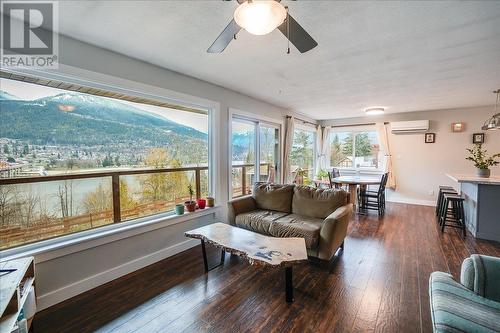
(391, 120), (429, 134)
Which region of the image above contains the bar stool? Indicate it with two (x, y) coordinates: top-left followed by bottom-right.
(439, 193), (466, 237)
(436, 186), (456, 216)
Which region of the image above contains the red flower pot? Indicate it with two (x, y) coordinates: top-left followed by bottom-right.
(184, 201), (197, 212)
(197, 199), (206, 209)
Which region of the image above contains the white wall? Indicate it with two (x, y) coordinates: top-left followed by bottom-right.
(321, 106), (500, 205)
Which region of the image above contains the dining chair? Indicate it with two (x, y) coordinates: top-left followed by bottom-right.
(328, 168), (343, 189)
(358, 172), (388, 215)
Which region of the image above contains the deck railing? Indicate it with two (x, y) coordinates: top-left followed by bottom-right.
(0, 163), (270, 249)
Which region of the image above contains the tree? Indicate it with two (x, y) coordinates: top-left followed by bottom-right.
(56, 181), (75, 218)
(290, 131), (314, 170)
(330, 134), (347, 167)
(102, 155), (113, 168)
(3, 145), (9, 154)
(343, 133), (372, 157)
(66, 159), (76, 170)
(83, 182), (111, 214)
(141, 148), (170, 201)
(114, 156), (121, 167)
(22, 144), (29, 155)
(0, 186), (17, 226)
(7, 157), (15, 163)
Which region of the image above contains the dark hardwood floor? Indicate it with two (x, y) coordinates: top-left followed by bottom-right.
(34, 203), (500, 333)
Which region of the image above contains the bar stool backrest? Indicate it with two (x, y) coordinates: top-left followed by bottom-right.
(331, 168), (341, 178)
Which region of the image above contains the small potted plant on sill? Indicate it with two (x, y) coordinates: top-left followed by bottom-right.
(466, 143), (500, 178)
(185, 184), (197, 212)
(206, 195), (215, 207)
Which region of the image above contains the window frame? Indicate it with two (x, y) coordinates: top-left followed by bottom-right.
(329, 125), (382, 173)
(228, 111), (282, 197)
(0, 69), (216, 252)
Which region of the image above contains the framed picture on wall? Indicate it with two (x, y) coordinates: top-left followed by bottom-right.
(425, 133), (435, 143)
(472, 133), (485, 144)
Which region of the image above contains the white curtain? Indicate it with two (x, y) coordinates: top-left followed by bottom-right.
(283, 116), (295, 183)
(375, 122), (396, 189)
(315, 125), (323, 177)
(315, 125), (331, 177)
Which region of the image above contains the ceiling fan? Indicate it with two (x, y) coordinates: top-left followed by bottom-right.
(207, 0), (318, 54)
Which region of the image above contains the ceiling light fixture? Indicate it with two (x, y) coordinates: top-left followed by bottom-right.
(481, 89), (500, 131)
(365, 107), (385, 115)
(234, 0), (287, 36)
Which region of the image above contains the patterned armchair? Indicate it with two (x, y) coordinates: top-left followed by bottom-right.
(429, 254), (500, 333)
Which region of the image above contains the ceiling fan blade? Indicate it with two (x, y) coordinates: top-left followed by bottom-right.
(277, 14), (318, 53)
(207, 19), (241, 53)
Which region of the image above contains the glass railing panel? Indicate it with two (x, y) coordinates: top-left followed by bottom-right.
(119, 170), (195, 221)
(0, 177), (112, 250)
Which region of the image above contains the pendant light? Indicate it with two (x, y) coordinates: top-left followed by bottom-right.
(482, 89), (500, 131)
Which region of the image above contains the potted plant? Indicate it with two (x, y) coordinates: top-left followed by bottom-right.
(184, 185), (197, 212)
(466, 143), (500, 178)
(196, 198), (206, 209)
(316, 169), (329, 181)
(206, 195), (215, 207)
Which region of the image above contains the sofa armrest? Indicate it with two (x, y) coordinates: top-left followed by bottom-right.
(317, 203), (353, 260)
(430, 271), (500, 333)
(461, 254), (500, 303)
(227, 195), (256, 226)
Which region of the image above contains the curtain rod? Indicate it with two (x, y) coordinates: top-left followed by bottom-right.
(286, 115), (317, 127)
(330, 121), (389, 128)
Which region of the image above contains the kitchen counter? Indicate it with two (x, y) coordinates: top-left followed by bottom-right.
(446, 173), (500, 185)
(447, 173), (500, 242)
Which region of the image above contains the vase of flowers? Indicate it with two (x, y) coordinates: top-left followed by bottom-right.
(466, 143), (500, 178)
(184, 184), (197, 212)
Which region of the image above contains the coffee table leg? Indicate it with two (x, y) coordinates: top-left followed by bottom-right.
(285, 266), (294, 303)
(201, 240), (225, 273)
(201, 240), (209, 272)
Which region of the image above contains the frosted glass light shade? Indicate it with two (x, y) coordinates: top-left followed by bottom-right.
(234, 1), (287, 36)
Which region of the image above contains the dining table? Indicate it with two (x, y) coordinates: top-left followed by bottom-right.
(326, 176), (382, 211)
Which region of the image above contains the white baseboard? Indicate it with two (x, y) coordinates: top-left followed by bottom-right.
(386, 197), (436, 207)
(36, 238), (199, 311)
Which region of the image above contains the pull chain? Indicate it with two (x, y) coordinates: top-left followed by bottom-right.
(287, 9), (291, 54)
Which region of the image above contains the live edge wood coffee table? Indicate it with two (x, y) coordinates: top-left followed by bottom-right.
(185, 222), (308, 303)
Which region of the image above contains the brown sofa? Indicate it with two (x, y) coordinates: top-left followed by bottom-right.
(228, 183), (353, 261)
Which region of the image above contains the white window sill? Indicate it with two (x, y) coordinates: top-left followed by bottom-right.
(0, 206), (220, 263)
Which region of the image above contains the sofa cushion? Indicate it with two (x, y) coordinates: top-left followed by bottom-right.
(253, 183), (294, 213)
(292, 186), (348, 219)
(235, 210), (289, 234)
(269, 214), (323, 248)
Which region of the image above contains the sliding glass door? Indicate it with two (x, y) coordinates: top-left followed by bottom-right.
(259, 124), (280, 184)
(290, 128), (316, 185)
(231, 118), (281, 198)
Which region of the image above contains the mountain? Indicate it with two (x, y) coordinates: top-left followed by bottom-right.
(0, 91), (20, 101)
(0, 91), (207, 147)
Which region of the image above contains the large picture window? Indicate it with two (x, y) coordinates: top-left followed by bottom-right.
(0, 74), (210, 249)
(330, 128), (380, 169)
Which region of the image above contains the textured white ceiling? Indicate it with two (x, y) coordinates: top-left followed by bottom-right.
(52, 1), (500, 119)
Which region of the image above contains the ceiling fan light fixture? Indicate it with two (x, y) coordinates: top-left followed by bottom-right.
(234, 0), (287, 36)
(365, 107), (385, 115)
